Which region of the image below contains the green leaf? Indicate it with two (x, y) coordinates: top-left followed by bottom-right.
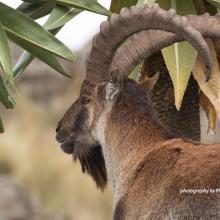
(110, 0), (138, 12)
(0, 22), (13, 85)
(0, 75), (15, 109)
(12, 24), (70, 79)
(0, 116), (4, 133)
(10, 38), (70, 78)
(44, 5), (81, 30)
(55, 0), (111, 16)
(13, 51), (70, 80)
(13, 18), (71, 79)
(13, 52), (35, 80)
(0, 3), (74, 61)
(206, 0), (220, 8)
(17, 2), (40, 16)
(157, 0), (198, 110)
(162, 43), (198, 110)
(137, 0), (156, 6)
(17, 1), (54, 19)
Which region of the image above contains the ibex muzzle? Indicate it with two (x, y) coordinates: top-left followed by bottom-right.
(56, 4), (220, 219)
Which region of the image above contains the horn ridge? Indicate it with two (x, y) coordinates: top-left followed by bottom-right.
(86, 4), (212, 83)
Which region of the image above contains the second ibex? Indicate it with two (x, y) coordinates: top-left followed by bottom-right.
(56, 4), (220, 220)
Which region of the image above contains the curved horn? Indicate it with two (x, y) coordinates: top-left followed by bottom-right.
(86, 4), (212, 83)
(111, 13), (220, 80)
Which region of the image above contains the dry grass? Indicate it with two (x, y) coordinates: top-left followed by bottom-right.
(0, 77), (113, 220)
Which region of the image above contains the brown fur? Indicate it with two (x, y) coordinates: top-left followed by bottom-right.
(56, 78), (220, 219)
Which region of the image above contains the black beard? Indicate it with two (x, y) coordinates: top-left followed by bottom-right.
(58, 117), (107, 190)
(73, 143), (107, 190)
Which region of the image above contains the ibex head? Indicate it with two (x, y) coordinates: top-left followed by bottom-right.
(56, 78), (109, 189)
(56, 4), (219, 189)
(57, 68), (157, 189)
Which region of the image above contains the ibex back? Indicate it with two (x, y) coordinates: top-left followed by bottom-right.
(56, 4), (220, 220)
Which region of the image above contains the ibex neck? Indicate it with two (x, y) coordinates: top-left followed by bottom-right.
(95, 105), (168, 204)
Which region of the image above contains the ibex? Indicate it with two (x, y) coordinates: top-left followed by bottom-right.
(56, 4), (220, 219)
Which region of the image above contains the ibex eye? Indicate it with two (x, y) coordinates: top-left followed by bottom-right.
(81, 97), (90, 105)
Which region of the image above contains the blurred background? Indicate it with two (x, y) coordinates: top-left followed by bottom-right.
(1, 0), (220, 219)
(0, 0), (113, 219)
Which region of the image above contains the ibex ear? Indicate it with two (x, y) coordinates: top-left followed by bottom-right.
(106, 70), (123, 101)
(139, 72), (160, 93)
